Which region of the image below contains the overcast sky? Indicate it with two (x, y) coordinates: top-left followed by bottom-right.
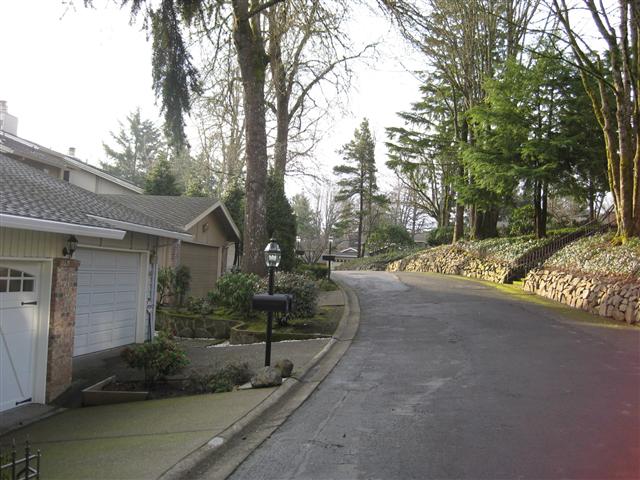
(0, 0), (422, 195)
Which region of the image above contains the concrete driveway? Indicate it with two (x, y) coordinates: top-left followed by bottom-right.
(231, 271), (640, 480)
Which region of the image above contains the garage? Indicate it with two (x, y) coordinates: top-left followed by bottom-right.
(0, 262), (41, 412)
(74, 248), (144, 356)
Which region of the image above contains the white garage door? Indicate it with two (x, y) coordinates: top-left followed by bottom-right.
(0, 262), (40, 412)
(74, 249), (141, 356)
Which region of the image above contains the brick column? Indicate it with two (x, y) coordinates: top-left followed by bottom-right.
(46, 257), (80, 402)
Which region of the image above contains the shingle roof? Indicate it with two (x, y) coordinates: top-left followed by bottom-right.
(0, 131), (142, 193)
(0, 153), (187, 235)
(104, 195), (218, 229)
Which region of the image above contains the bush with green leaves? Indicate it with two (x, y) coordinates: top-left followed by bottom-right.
(185, 362), (253, 394)
(184, 296), (215, 316)
(367, 224), (414, 253)
(157, 267), (175, 305)
(426, 226), (454, 246)
(121, 332), (189, 387)
(295, 263), (328, 281)
(508, 205), (535, 236)
(213, 272), (262, 317)
(261, 272), (318, 319)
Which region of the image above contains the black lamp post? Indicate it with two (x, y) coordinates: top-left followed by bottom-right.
(264, 238), (281, 366)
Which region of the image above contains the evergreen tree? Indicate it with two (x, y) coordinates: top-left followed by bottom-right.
(101, 108), (165, 186)
(333, 119), (387, 256)
(144, 157), (182, 196)
(291, 194), (319, 241)
(266, 174), (297, 271)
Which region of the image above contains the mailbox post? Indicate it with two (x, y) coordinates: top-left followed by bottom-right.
(321, 235), (335, 280)
(263, 239), (281, 367)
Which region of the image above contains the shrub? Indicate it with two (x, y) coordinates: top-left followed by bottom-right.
(214, 272), (262, 317)
(157, 265), (191, 307)
(184, 296), (215, 316)
(157, 267), (175, 305)
(261, 272), (318, 319)
(508, 205), (535, 236)
(185, 362), (253, 394)
(426, 226), (453, 246)
(121, 332), (189, 387)
(367, 224), (414, 253)
(295, 263), (328, 281)
(174, 265), (191, 306)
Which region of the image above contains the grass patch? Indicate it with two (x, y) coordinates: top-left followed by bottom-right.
(241, 305), (343, 336)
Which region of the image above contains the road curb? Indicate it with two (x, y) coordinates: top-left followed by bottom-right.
(159, 275), (360, 480)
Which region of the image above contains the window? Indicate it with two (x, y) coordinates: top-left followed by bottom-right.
(63, 170), (70, 181)
(0, 268), (35, 293)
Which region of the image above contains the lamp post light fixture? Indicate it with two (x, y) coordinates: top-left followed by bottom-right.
(62, 235), (78, 259)
(263, 238), (281, 366)
(295, 235), (305, 256)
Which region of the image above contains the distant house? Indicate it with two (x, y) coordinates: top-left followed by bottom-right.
(0, 154), (191, 412)
(104, 195), (241, 297)
(0, 130), (142, 195)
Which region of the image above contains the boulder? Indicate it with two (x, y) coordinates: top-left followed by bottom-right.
(275, 359), (294, 378)
(251, 367), (282, 388)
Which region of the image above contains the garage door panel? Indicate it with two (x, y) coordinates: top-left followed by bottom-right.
(74, 249), (141, 356)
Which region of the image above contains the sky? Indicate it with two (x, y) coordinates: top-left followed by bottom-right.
(0, 0), (423, 196)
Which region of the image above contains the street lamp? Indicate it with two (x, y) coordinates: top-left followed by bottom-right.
(295, 235), (304, 256)
(263, 238), (281, 366)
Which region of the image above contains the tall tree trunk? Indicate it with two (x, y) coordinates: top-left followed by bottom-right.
(269, 12), (289, 181)
(234, 0), (269, 276)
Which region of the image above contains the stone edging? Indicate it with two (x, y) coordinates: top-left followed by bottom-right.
(158, 276), (360, 479)
(524, 268), (639, 325)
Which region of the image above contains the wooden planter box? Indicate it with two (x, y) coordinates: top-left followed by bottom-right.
(82, 376), (149, 406)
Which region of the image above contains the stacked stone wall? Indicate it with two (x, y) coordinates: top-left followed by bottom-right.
(46, 257), (80, 401)
(387, 246), (511, 284)
(524, 269), (639, 325)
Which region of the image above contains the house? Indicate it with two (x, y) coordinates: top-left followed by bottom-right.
(0, 154), (192, 412)
(104, 195), (240, 297)
(0, 129), (142, 195)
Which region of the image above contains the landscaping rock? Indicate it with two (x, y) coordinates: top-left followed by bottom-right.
(275, 359), (294, 378)
(251, 367), (282, 388)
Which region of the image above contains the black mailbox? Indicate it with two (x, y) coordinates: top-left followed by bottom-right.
(252, 293), (293, 313)
(322, 254), (336, 261)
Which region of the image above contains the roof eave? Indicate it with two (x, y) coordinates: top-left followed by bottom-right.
(0, 213), (126, 239)
(88, 215), (193, 241)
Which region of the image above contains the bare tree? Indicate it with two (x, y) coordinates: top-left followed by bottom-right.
(552, 0), (639, 240)
(266, 0), (374, 181)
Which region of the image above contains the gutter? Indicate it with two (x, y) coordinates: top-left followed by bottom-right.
(0, 213), (126, 239)
(88, 215), (193, 242)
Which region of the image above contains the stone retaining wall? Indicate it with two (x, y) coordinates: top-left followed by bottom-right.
(387, 246), (511, 284)
(524, 269), (639, 325)
(156, 309), (239, 338)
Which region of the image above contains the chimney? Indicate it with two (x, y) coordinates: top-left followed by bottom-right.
(0, 101), (18, 135)
(68, 147), (76, 157)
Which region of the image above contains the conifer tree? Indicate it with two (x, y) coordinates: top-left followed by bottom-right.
(333, 119), (387, 257)
(144, 157), (182, 196)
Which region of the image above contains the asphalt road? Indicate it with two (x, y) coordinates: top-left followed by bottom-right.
(230, 271), (640, 480)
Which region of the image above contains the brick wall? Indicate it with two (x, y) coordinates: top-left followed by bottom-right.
(46, 257), (80, 402)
